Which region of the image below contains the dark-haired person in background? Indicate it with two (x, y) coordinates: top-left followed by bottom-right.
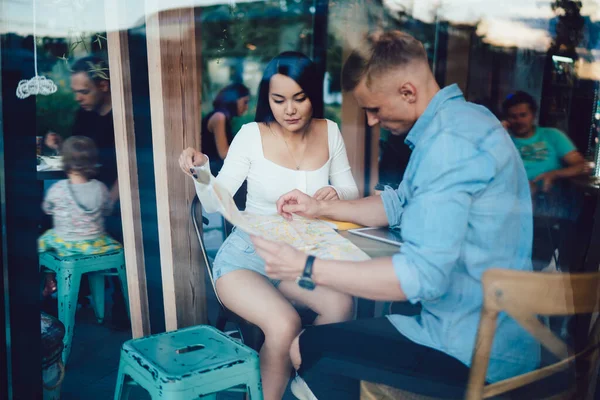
(202, 83), (250, 173)
(179, 51), (359, 400)
(503, 91), (592, 271)
(202, 83), (250, 211)
(502, 91), (590, 195)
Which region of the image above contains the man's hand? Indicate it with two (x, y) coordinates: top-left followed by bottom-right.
(45, 132), (62, 151)
(178, 147), (207, 177)
(313, 186), (339, 201)
(250, 235), (307, 281)
(533, 171), (559, 192)
(276, 189), (322, 221)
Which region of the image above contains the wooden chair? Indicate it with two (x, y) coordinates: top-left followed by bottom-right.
(466, 269), (600, 400)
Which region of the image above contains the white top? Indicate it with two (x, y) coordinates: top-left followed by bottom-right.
(194, 119), (359, 215)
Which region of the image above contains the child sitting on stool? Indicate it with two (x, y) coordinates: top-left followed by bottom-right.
(39, 136), (122, 296)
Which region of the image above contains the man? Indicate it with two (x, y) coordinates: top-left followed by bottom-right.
(45, 56), (118, 205)
(251, 31), (539, 399)
(46, 56), (127, 329)
(502, 91), (590, 195)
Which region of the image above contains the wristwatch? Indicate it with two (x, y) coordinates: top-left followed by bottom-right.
(296, 255), (316, 291)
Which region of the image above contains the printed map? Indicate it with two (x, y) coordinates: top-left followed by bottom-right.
(194, 168), (369, 261)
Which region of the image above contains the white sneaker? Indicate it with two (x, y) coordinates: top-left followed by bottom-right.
(290, 375), (318, 400)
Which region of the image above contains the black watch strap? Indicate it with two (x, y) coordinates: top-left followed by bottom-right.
(303, 255), (316, 278)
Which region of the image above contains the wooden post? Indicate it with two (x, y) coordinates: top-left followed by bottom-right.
(340, 0), (369, 197)
(105, 0), (151, 338)
(145, 4), (206, 330)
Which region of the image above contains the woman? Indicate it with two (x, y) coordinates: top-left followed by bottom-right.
(179, 52), (358, 400)
(202, 82), (250, 174)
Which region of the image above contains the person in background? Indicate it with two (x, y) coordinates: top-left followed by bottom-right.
(502, 91), (591, 195)
(202, 83), (250, 173)
(202, 83), (250, 210)
(179, 51), (359, 400)
(40, 136), (121, 296)
(45, 56), (117, 202)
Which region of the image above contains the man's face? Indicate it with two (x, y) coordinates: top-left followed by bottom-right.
(506, 103), (536, 138)
(352, 76), (417, 136)
(70, 72), (106, 112)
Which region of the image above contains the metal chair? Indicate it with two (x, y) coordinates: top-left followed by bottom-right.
(190, 196), (265, 350)
(190, 196), (317, 351)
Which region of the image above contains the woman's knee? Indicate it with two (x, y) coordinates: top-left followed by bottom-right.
(262, 312), (302, 348)
(320, 292), (354, 321)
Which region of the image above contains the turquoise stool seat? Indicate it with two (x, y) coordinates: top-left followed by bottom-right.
(113, 325), (263, 400)
(39, 250), (129, 363)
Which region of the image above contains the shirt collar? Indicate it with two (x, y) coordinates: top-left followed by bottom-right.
(405, 84), (464, 149)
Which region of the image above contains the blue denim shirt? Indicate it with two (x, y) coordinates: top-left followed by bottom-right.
(382, 85), (540, 383)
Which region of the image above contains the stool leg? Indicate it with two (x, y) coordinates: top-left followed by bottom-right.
(113, 363), (132, 400)
(246, 371), (264, 400)
(88, 272), (106, 323)
(116, 263), (130, 318)
(57, 268), (82, 363)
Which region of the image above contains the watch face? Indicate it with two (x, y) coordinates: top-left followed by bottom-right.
(296, 276), (316, 291)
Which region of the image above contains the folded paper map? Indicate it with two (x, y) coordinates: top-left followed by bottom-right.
(193, 167), (370, 262)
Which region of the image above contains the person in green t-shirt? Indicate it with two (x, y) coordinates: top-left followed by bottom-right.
(502, 91), (591, 195)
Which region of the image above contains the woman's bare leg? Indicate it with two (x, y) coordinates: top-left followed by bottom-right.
(278, 281), (354, 325)
(278, 282), (354, 371)
(216, 270), (301, 400)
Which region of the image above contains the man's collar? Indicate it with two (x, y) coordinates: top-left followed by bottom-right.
(405, 84), (464, 149)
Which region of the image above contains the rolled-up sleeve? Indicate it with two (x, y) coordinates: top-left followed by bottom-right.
(381, 185), (406, 229)
(392, 134), (495, 303)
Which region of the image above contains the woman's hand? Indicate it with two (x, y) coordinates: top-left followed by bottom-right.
(313, 186), (339, 201)
(178, 147), (207, 177)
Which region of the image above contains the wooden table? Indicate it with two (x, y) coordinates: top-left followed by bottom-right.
(340, 230), (402, 319)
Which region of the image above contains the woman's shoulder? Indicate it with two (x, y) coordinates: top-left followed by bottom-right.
(234, 122), (261, 139)
(313, 118), (342, 146)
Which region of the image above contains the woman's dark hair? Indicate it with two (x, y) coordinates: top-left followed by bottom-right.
(213, 83), (250, 118)
(255, 51), (324, 123)
(61, 136), (98, 179)
(70, 55), (110, 87)
(502, 91), (538, 116)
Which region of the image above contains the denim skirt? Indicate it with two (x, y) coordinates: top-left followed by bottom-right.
(213, 228), (281, 287)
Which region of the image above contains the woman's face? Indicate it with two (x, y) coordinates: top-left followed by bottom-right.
(236, 95), (250, 116)
(268, 74), (313, 132)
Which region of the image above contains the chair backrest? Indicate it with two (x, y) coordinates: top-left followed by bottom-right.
(190, 196), (224, 308)
(466, 269), (600, 400)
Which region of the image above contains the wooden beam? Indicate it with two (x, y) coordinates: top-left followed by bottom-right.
(105, 0), (151, 338)
(145, 5), (206, 330)
(339, 0), (368, 197)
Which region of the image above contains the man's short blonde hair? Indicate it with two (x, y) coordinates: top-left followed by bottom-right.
(341, 30), (428, 92)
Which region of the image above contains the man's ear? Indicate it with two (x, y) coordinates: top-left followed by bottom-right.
(398, 82), (417, 104)
(98, 80), (110, 93)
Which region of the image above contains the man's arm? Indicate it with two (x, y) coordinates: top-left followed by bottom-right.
(313, 257), (406, 301)
(319, 195), (389, 227)
(533, 150), (591, 192)
(277, 189), (390, 227)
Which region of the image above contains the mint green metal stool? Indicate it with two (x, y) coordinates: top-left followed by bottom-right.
(39, 250), (129, 363)
(113, 325), (263, 400)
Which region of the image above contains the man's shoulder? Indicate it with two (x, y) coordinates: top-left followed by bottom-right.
(536, 126), (567, 140)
